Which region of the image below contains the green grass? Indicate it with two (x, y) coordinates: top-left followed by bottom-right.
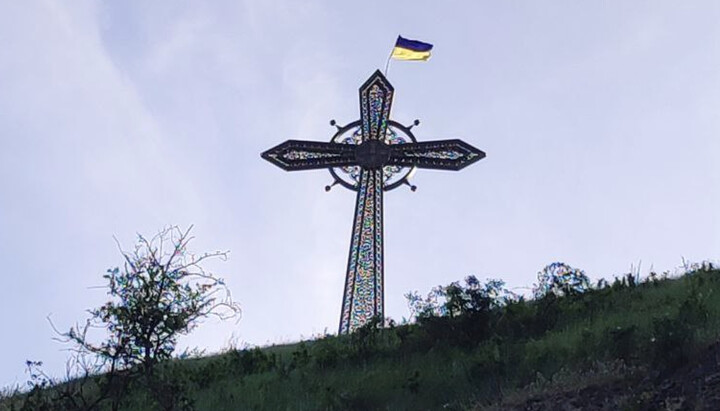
(3, 267), (720, 410)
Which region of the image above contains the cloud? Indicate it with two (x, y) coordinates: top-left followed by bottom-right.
(0, 2), (215, 386)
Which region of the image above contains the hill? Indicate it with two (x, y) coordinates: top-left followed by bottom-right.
(3, 264), (720, 410)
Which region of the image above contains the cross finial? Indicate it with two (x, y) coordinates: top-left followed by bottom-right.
(360, 70), (394, 141)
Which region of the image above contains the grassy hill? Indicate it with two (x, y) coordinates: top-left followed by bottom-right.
(3, 264), (720, 410)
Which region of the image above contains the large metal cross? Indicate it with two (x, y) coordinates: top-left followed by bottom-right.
(262, 70), (485, 334)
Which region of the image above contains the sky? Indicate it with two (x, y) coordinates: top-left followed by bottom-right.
(1, 1), (718, 388)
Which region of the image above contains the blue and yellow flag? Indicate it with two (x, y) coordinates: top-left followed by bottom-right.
(391, 36), (433, 61)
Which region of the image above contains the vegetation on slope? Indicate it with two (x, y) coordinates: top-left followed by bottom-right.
(2, 262), (720, 410)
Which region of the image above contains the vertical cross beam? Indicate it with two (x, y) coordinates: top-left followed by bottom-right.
(339, 169), (383, 334)
(339, 72), (393, 334)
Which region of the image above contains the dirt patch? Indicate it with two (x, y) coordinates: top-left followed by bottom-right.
(482, 341), (720, 410)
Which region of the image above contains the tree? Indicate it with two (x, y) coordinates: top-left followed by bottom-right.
(59, 225), (241, 408)
(533, 262), (590, 298)
(406, 276), (512, 321)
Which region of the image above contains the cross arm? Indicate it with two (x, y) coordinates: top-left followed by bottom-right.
(261, 140), (357, 171)
(386, 139), (486, 171)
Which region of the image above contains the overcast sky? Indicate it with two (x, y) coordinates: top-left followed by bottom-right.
(1, 1), (718, 388)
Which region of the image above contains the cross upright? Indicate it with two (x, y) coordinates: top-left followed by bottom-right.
(262, 70), (485, 334)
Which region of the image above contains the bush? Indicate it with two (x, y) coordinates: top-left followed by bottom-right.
(64, 226), (241, 380)
(37, 226), (243, 410)
(603, 325), (638, 363)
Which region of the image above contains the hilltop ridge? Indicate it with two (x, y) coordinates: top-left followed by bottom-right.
(3, 265), (720, 410)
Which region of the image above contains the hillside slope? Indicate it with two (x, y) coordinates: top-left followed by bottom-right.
(3, 267), (720, 410)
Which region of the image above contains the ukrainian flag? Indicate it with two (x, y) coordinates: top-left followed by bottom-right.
(391, 36), (433, 61)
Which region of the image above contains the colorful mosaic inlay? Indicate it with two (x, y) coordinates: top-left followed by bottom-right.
(339, 169), (384, 334)
(403, 149), (465, 160)
(361, 75), (393, 141)
(283, 150), (341, 160)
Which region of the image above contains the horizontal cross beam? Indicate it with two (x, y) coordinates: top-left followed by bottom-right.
(262, 138), (485, 172)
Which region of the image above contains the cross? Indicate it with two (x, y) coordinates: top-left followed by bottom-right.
(262, 70), (485, 334)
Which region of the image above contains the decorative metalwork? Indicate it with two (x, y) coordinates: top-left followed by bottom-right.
(330, 123), (415, 191)
(261, 70), (486, 334)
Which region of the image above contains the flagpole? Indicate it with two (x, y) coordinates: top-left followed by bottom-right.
(383, 38), (396, 77)
(384, 52), (393, 77)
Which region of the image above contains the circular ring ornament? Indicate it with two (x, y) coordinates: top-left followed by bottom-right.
(328, 120), (417, 191)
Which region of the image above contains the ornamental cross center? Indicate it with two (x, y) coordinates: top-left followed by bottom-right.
(262, 70), (486, 334)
